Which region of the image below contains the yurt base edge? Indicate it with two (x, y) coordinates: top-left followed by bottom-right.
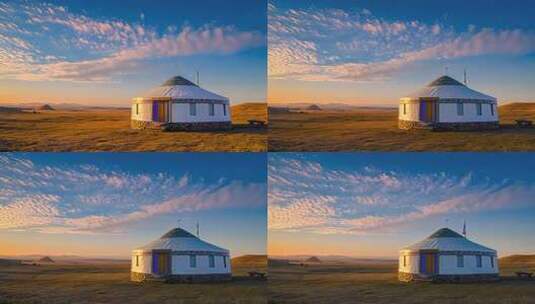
(131, 120), (232, 131)
(131, 271), (232, 283)
(399, 120), (499, 131)
(398, 272), (500, 283)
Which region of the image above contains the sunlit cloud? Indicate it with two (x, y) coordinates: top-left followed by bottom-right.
(0, 1), (264, 82)
(268, 2), (535, 82)
(0, 155), (265, 234)
(268, 156), (535, 235)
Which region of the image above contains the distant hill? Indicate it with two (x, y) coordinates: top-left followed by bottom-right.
(231, 103), (267, 125)
(270, 255), (397, 265)
(499, 102), (535, 123)
(268, 258), (291, 266)
(0, 258), (21, 265)
(269, 102), (396, 112)
(38, 104), (55, 111)
(0, 106), (23, 113)
(499, 254), (535, 266)
(231, 255), (267, 268)
(307, 104), (322, 111)
(305, 256), (321, 263)
(38, 256), (54, 263)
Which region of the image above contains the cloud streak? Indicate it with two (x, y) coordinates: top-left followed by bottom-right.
(0, 2), (264, 82)
(0, 155), (265, 234)
(268, 2), (535, 82)
(268, 156), (535, 235)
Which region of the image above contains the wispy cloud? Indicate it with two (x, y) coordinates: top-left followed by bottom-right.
(0, 1), (264, 82)
(268, 156), (535, 235)
(0, 155), (265, 234)
(268, 2), (535, 82)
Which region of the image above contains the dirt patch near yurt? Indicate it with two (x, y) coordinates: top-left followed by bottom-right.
(0, 260), (266, 304)
(268, 103), (535, 151)
(268, 258), (535, 304)
(0, 103), (266, 152)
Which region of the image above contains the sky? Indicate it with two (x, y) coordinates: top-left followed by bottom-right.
(0, 0), (266, 106)
(0, 153), (267, 258)
(269, 153), (535, 258)
(268, 0), (535, 105)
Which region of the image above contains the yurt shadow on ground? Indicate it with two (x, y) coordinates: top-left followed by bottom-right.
(399, 228), (499, 283)
(131, 76), (232, 131)
(399, 76), (499, 131)
(131, 227), (232, 283)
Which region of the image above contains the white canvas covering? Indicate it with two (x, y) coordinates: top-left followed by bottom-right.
(136, 234), (229, 254)
(404, 84), (496, 101)
(141, 85), (228, 102)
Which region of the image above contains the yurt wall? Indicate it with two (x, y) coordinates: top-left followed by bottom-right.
(171, 254), (230, 274)
(398, 100), (419, 121)
(439, 254), (497, 275)
(398, 253), (419, 273)
(439, 102), (497, 123)
(171, 103), (229, 123)
(131, 253), (151, 273)
(131, 101), (153, 122)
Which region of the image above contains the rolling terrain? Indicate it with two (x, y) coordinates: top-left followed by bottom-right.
(0, 103), (267, 152)
(268, 103), (535, 151)
(0, 255), (267, 304)
(268, 255), (535, 304)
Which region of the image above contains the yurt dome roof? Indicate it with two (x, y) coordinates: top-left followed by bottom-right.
(402, 228), (496, 254)
(134, 227), (229, 254)
(162, 76), (199, 87)
(138, 75), (229, 102)
(404, 75), (496, 101)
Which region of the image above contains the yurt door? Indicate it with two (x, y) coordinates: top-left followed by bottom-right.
(152, 252), (171, 276)
(152, 101), (169, 123)
(420, 253), (438, 275)
(419, 99), (437, 123)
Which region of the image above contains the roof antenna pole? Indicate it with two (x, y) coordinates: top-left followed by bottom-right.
(196, 221), (200, 237)
(463, 220), (467, 238)
(445, 66), (448, 76)
(464, 69), (467, 85)
(196, 71), (200, 86)
(177, 219), (181, 228)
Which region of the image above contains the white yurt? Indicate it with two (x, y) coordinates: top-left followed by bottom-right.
(399, 75), (498, 130)
(131, 227), (231, 283)
(131, 75), (231, 131)
(399, 228), (499, 282)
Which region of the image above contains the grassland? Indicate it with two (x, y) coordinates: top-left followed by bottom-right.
(0, 103), (266, 152)
(0, 255), (267, 304)
(268, 103), (535, 151)
(268, 255), (535, 304)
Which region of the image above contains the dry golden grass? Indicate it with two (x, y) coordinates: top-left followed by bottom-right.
(269, 258), (535, 304)
(268, 103), (535, 151)
(0, 103), (266, 152)
(0, 259), (266, 304)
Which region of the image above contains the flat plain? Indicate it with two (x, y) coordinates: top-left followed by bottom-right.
(0, 103), (267, 152)
(268, 255), (535, 304)
(0, 255), (267, 304)
(268, 103), (535, 151)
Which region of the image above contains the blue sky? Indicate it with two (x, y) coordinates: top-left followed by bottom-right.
(269, 0), (535, 104)
(0, 153), (267, 258)
(269, 153), (535, 258)
(0, 0), (266, 105)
